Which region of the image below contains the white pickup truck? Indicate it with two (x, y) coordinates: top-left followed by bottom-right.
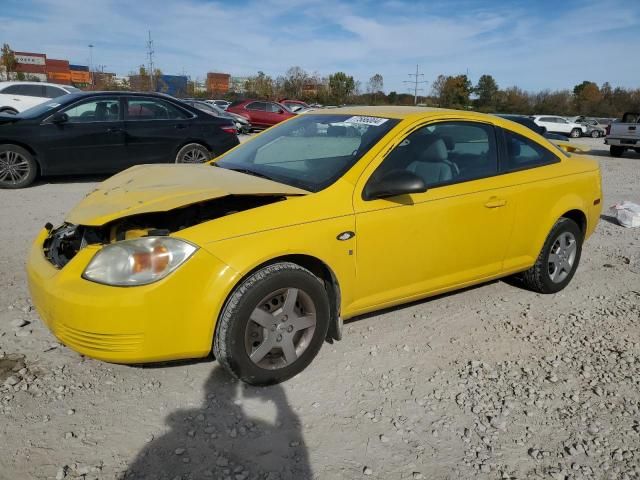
(606, 112), (640, 157)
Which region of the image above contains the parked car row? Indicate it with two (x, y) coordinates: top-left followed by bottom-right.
(0, 91), (239, 188)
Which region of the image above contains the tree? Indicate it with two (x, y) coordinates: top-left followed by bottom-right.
(367, 73), (384, 104)
(245, 71), (274, 99)
(437, 74), (472, 108)
(328, 72), (355, 104)
(474, 74), (499, 111)
(282, 66), (308, 99)
(431, 75), (448, 104)
(496, 86), (531, 114)
(1, 43), (17, 81)
(387, 91), (398, 104)
(572, 81), (602, 115)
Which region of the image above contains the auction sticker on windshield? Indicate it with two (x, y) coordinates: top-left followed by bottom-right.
(344, 116), (389, 126)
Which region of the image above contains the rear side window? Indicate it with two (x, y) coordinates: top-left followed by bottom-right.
(45, 86), (66, 98)
(246, 102), (266, 111)
(126, 98), (190, 120)
(502, 130), (559, 171)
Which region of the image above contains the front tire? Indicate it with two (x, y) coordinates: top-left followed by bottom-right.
(610, 146), (625, 157)
(590, 130), (600, 138)
(213, 262), (331, 386)
(0, 144), (38, 189)
(521, 218), (583, 294)
(570, 128), (582, 138)
(175, 143), (211, 164)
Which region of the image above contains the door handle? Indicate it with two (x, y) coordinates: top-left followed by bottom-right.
(485, 197), (507, 208)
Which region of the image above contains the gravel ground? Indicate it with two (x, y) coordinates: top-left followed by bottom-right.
(1, 137), (639, 480)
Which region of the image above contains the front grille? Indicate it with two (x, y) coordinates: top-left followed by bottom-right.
(57, 323), (143, 353)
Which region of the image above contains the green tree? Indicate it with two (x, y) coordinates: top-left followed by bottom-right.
(245, 71), (274, 99)
(474, 74), (499, 111)
(441, 75), (472, 108)
(282, 66), (308, 99)
(387, 91), (398, 104)
(328, 72), (355, 104)
(1, 43), (17, 80)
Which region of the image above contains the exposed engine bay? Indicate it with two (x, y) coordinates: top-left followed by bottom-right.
(43, 195), (286, 268)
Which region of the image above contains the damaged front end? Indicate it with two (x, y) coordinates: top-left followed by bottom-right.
(43, 195), (286, 269)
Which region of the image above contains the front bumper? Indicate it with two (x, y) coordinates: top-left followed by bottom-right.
(27, 229), (237, 363)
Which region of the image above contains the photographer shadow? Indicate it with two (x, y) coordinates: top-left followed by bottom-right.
(121, 366), (312, 480)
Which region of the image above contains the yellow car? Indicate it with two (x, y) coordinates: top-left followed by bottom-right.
(27, 107), (602, 385)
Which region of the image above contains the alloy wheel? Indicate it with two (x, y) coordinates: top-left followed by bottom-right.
(548, 231), (577, 283)
(244, 287), (317, 370)
(0, 150), (31, 185)
(180, 148), (209, 163)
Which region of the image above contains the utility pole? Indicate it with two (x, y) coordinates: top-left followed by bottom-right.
(88, 44), (94, 87)
(403, 64), (428, 105)
(146, 31), (155, 91)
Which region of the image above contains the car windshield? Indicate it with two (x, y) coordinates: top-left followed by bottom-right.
(216, 113), (399, 192)
(17, 97), (75, 118)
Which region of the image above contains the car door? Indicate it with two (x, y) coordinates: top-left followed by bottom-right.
(123, 96), (194, 165)
(554, 117), (571, 134)
(351, 120), (516, 313)
(244, 101), (268, 127)
(37, 96), (127, 174)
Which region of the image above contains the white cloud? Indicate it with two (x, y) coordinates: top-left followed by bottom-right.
(1, 0), (638, 92)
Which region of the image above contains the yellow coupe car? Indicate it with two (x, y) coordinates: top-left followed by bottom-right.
(27, 107), (602, 385)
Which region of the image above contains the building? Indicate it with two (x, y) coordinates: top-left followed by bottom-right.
(229, 76), (249, 94)
(69, 64), (90, 87)
(12, 51), (48, 82)
(46, 58), (71, 85)
(206, 72), (230, 95)
(156, 74), (188, 97)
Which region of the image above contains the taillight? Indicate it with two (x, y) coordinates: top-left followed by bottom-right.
(221, 125), (237, 135)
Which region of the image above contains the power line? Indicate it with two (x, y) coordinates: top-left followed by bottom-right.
(146, 30), (155, 91)
(403, 64), (428, 105)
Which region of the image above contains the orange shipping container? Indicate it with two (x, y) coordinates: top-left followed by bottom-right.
(71, 70), (90, 84)
(47, 71), (72, 84)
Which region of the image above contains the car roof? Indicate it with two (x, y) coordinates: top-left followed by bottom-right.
(0, 81), (74, 88)
(309, 105), (489, 121)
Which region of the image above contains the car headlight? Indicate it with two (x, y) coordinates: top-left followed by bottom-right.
(82, 237), (197, 286)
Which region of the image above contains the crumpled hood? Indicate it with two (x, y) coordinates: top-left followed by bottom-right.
(66, 164), (308, 226)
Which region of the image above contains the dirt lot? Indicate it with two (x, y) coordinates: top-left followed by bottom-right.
(1, 137), (639, 480)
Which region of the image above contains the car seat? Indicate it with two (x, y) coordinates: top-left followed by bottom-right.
(407, 137), (453, 185)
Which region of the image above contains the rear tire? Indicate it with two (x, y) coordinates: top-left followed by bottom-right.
(610, 146), (625, 157)
(590, 130), (600, 138)
(521, 218), (583, 294)
(0, 144), (38, 189)
(175, 143), (211, 163)
(570, 128), (582, 138)
(213, 262), (331, 386)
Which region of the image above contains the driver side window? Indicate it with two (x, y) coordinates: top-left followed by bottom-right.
(372, 121), (498, 188)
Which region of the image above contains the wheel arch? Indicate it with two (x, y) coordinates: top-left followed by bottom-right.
(213, 253), (343, 348)
(0, 141), (42, 175)
(561, 208), (587, 235)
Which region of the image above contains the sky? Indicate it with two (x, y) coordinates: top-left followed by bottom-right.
(1, 0), (639, 94)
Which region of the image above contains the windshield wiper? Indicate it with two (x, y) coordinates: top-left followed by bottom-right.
(223, 167), (278, 182)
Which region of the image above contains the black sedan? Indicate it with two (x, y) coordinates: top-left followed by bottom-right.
(494, 114), (568, 142)
(0, 91), (239, 188)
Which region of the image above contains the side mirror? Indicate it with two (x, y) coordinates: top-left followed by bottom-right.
(277, 109), (285, 114)
(51, 112), (69, 124)
(363, 170), (427, 201)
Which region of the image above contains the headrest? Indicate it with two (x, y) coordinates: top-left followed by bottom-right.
(441, 135), (455, 151)
(421, 138), (448, 163)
